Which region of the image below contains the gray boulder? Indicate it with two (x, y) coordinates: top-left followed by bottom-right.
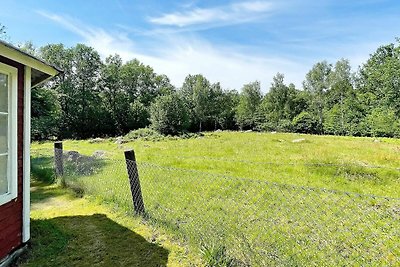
(292, 138), (306, 143)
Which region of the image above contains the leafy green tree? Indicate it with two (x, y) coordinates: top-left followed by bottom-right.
(326, 59), (353, 108)
(40, 44), (102, 138)
(28, 43), (63, 139)
(70, 44), (103, 138)
(219, 90), (240, 130)
(180, 74), (213, 131)
(353, 39), (400, 137)
(25, 38), (400, 139)
(323, 91), (367, 136)
(260, 73), (306, 131)
(154, 74), (175, 96)
(18, 41), (38, 55)
(150, 93), (189, 135)
(38, 43), (176, 139)
(128, 100), (149, 130)
(39, 44), (74, 138)
(192, 76), (212, 131)
(358, 40), (400, 116)
(235, 81), (262, 130)
(121, 59), (171, 106)
(366, 108), (399, 137)
(323, 59), (358, 135)
(99, 54), (129, 135)
(209, 84), (239, 130)
(303, 61), (332, 132)
(260, 73), (287, 124)
(31, 87), (61, 140)
(100, 56), (170, 135)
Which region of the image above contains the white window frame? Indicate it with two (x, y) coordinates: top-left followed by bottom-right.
(0, 62), (18, 206)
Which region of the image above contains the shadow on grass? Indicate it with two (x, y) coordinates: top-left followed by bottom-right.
(20, 214), (169, 267)
(63, 153), (108, 178)
(30, 154), (68, 204)
(31, 153), (110, 181)
(30, 181), (67, 204)
(31, 153), (110, 198)
(27, 155), (170, 266)
(31, 156), (56, 184)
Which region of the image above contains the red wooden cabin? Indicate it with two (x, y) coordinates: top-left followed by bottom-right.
(0, 40), (60, 266)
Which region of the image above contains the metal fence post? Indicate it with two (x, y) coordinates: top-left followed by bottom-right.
(124, 149), (145, 215)
(54, 141), (63, 177)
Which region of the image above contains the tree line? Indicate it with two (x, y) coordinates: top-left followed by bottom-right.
(26, 40), (400, 139)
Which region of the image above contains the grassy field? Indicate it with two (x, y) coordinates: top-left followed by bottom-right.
(33, 131), (400, 196)
(31, 131), (400, 266)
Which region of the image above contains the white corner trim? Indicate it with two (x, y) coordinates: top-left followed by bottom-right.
(22, 66), (31, 243)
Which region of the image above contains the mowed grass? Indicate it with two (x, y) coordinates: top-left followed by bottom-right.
(19, 180), (201, 267)
(31, 132), (400, 266)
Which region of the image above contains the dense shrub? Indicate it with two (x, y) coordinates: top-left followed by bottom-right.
(124, 128), (204, 142)
(124, 128), (163, 141)
(366, 108), (399, 137)
(276, 119), (293, 132)
(150, 94), (190, 135)
(292, 112), (321, 134)
(127, 101), (150, 130)
(256, 119), (293, 132)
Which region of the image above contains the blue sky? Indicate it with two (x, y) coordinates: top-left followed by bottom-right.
(1, 0), (399, 91)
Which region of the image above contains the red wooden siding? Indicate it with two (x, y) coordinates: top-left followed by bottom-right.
(0, 55), (24, 260)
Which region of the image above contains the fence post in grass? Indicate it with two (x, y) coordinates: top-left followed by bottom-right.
(124, 149), (145, 215)
(54, 141), (64, 177)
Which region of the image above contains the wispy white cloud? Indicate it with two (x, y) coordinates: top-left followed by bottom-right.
(38, 8), (383, 91)
(232, 1), (272, 12)
(33, 1), (400, 92)
(37, 10), (305, 91)
(137, 37), (306, 91)
(37, 10), (88, 37)
(37, 10), (137, 59)
(148, 1), (274, 27)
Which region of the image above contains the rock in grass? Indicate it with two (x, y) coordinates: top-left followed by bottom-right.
(65, 151), (80, 161)
(115, 137), (123, 144)
(292, 138), (306, 143)
(89, 137), (104, 143)
(92, 150), (106, 158)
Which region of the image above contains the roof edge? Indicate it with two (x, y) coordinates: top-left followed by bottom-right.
(0, 40), (62, 76)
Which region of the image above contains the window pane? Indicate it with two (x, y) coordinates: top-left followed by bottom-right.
(0, 73), (7, 113)
(0, 115), (7, 154)
(0, 155), (7, 194)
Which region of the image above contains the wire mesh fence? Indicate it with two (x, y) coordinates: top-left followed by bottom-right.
(32, 147), (400, 266)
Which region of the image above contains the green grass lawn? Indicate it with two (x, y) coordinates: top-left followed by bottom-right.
(30, 131), (400, 266)
(18, 180), (200, 267)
